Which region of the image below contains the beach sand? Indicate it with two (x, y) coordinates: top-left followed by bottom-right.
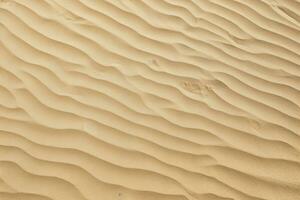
(0, 0), (300, 199)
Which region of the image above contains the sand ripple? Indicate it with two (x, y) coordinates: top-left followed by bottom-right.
(0, 0), (300, 199)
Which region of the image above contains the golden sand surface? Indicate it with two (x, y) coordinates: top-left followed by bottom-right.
(0, 0), (300, 199)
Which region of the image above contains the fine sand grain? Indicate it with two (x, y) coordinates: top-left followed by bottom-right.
(1, 0), (300, 200)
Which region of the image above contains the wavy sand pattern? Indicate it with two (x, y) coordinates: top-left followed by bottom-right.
(0, 0), (300, 199)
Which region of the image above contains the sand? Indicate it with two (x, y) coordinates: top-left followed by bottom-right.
(0, 0), (300, 199)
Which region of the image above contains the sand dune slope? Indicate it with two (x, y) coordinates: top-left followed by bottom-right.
(0, 0), (300, 199)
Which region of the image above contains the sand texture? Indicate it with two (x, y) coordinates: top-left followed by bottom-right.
(1, 0), (300, 199)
